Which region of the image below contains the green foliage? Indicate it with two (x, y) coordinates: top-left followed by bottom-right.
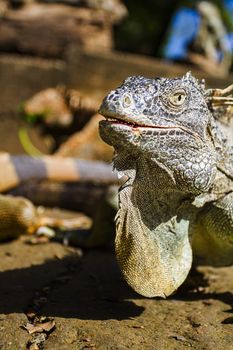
(18, 101), (48, 125)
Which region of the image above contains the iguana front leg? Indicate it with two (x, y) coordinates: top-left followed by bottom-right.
(192, 192), (233, 266)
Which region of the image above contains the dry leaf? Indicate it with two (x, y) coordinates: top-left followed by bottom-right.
(23, 320), (55, 334)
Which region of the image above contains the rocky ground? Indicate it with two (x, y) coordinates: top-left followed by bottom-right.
(0, 236), (232, 350)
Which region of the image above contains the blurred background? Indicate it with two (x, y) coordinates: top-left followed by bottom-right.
(1, 0), (233, 156)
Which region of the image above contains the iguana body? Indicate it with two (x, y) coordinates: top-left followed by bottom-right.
(0, 153), (119, 239)
(99, 72), (233, 297)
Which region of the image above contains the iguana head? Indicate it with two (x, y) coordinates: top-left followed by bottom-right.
(99, 73), (209, 140)
(99, 72), (217, 193)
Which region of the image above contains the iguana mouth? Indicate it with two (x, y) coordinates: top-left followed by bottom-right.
(103, 117), (202, 140)
(99, 105), (181, 129)
(105, 117), (175, 129)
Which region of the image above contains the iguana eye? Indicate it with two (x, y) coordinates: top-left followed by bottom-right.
(169, 90), (186, 107)
(123, 94), (132, 107)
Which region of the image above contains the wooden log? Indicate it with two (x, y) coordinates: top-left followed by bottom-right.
(0, 3), (113, 57)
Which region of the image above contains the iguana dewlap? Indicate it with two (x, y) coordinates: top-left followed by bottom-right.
(99, 72), (233, 298)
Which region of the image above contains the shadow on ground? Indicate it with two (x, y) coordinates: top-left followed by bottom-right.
(0, 250), (145, 320)
(0, 247), (232, 323)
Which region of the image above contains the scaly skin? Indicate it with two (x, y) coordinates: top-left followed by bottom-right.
(99, 72), (233, 298)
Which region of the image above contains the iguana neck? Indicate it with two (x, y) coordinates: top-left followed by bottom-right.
(115, 159), (193, 298)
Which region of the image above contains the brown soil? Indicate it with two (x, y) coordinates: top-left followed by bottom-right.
(0, 236), (232, 350)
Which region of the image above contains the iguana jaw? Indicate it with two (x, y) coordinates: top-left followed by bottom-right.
(99, 118), (217, 194)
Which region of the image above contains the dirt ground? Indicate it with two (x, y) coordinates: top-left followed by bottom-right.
(0, 236), (232, 350)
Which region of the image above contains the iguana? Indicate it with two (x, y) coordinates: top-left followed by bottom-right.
(98, 72), (233, 298)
